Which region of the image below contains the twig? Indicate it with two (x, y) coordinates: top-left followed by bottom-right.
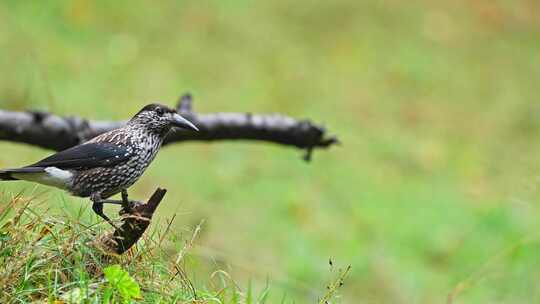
(318, 264), (351, 304)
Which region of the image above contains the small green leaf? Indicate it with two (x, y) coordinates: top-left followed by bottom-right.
(103, 286), (113, 304)
(103, 265), (141, 301)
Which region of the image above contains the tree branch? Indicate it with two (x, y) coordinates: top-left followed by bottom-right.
(96, 188), (167, 254)
(0, 94), (338, 161)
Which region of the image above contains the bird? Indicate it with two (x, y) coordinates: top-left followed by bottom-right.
(0, 103), (198, 227)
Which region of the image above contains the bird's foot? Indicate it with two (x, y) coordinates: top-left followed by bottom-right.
(92, 201), (120, 229)
(119, 200), (144, 215)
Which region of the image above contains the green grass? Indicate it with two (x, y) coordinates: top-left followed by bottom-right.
(1, 0), (540, 303)
(0, 196), (348, 303)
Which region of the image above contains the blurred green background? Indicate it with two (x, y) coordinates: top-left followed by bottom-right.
(1, 0), (540, 303)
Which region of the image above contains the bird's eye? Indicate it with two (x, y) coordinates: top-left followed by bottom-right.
(155, 107), (165, 116)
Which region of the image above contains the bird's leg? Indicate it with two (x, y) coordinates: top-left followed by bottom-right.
(90, 193), (119, 228)
(98, 199), (123, 205)
(120, 189), (143, 214)
(91, 201), (118, 228)
(95, 192), (130, 206)
(121, 189), (130, 209)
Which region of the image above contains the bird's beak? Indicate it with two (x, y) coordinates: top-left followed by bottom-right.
(171, 113), (199, 131)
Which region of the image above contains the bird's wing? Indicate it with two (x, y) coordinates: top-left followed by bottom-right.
(29, 142), (132, 169)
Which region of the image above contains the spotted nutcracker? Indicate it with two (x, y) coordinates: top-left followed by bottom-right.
(0, 103), (198, 226)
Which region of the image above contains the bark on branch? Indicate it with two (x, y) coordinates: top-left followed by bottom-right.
(0, 94), (338, 161)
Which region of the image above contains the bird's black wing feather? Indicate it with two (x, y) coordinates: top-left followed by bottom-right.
(29, 142), (131, 169)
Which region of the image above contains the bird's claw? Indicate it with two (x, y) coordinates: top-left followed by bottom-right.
(120, 200), (144, 215)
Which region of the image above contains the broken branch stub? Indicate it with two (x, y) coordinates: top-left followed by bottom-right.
(99, 188), (167, 254)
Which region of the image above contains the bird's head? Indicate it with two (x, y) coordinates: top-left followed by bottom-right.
(129, 103), (199, 134)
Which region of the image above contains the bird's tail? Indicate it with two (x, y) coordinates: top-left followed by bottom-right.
(0, 167), (45, 181)
(0, 170), (17, 181)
